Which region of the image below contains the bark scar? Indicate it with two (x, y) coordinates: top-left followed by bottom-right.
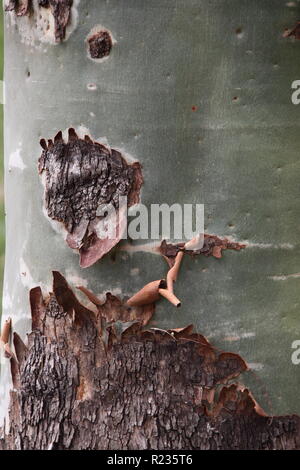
(88, 29), (113, 60)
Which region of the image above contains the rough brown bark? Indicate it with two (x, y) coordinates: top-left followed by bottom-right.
(0, 273), (299, 450)
(38, 129), (143, 268)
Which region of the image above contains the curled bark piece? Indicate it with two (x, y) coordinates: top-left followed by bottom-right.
(158, 288), (181, 307)
(38, 130), (143, 268)
(0, 279), (299, 450)
(77, 280), (156, 326)
(126, 251), (184, 309)
(166, 250), (184, 292)
(1, 317), (12, 344)
(77, 285), (102, 306)
(126, 279), (166, 307)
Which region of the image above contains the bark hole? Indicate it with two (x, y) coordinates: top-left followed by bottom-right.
(88, 30), (113, 60)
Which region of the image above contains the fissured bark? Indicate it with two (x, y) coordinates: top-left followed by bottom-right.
(0, 272), (299, 450)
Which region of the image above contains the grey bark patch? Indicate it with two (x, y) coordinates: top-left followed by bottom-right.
(88, 30), (113, 60)
(0, 272), (299, 450)
(38, 130), (143, 267)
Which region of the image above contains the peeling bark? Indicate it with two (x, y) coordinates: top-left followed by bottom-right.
(5, 0), (74, 43)
(0, 272), (299, 450)
(160, 235), (246, 268)
(5, 0), (31, 17)
(39, 130), (143, 268)
(41, 0), (73, 43)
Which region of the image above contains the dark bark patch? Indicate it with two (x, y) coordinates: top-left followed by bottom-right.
(88, 30), (113, 60)
(283, 22), (300, 39)
(39, 0), (73, 43)
(1, 272), (299, 450)
(0, 274), (298, 449)
(38, 130), (143, 267)
(5, 0), (31, 16)
(160, 234), (246, 268)
(5, 0), (73, 43)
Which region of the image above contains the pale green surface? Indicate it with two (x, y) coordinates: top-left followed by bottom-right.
(1, 0), (300, 418)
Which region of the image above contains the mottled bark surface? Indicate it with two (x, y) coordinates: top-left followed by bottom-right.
(5, 0), (30, 16)
(0, 273), (299, 450)
(5, 0), (73, 42)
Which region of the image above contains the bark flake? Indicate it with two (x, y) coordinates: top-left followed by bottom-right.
(38, 130), (143, 268)
(160, 234), (246, 267)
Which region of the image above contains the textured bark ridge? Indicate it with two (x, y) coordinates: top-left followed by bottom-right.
(160, 234), (246, 267)
(38, 130), (143, 268)
(5, 0), (73, 42)
(0, 272), (299, 450)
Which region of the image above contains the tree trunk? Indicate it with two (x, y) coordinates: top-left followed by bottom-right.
(1, 0), (300, 450)
(1, 272), (300, 450)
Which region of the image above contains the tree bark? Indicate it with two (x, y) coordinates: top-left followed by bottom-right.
(1, 0), (300, 451)
(0, 272), (299, 450)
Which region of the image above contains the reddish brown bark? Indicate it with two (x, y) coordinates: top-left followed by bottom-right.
(0, 272), (299, 450)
